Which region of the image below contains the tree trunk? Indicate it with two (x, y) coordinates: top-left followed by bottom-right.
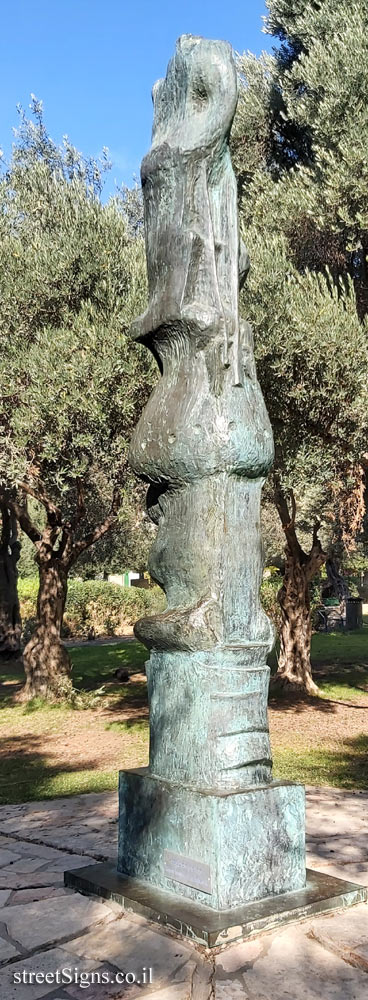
(23, 556), (72, 700)
(10, 484), (120, 700)
(272, 482), (326, 696)
(0, 505), (21, 658)
(276, 550), (319, 695)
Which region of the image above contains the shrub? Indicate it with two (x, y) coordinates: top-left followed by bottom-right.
(18, 577), (165, 640)
(260, 567), (282, 634)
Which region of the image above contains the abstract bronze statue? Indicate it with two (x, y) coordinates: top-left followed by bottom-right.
(117, 36), (305, 910)
(66, 37), (367, 942)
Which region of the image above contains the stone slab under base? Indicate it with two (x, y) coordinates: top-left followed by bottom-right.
(64, 862), (368, 950)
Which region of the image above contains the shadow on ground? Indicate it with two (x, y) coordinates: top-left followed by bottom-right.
(0, 732), (115, 804)
(274, 733), (368, 790)
(270, 692), (368, 715)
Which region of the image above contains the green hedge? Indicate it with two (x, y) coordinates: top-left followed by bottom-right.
(18, 569), (320, 643)
(18, 577), (165, 641)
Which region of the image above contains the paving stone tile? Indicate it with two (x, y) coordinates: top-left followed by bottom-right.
(216, 936), (264, 974)
(0, 819), (42, 834)
(307, 812), (367, 836)
(139, 986), (191, 1000)
(82, 816), (114, 829)
(190, 963), (214, 1000)
(65, 962), (145, 999)
(306, 789), (368, 844)
(27, 828), (83, 844)
(45, 854), (97, 872)
(0, 935), (20, 962)
(214, 983), (246, 999)
(310, 837), (368, 864)
(0, 889), (11, 906)
(0, 893), (114, 950)
(0, 946), (100, 1000)
(32, 832), (111, 856)
(216, 924), (368, 999)
(0, 794), (118, 857)
(308, 903), (368, 970)
(3, 857), (49, 874)
(9, 886), (68, 905)
(173, 959), (197, 983)
(88, 842), (117, 857)
(307, 858), (368, 886)
(66, 916), (195, 981)
(0, 869), (64, 889)
(0, 839), (74, 860)
(53, 833), (112, 851)
(0, 848), (21, 866)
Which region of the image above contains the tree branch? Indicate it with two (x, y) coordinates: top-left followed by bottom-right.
(3, 495), (42, 546)
(65, 488), (121, 565)
(66, 477), (87, 533)
(57, 526), (71, 560)
(18, 481), (62, 524)
(272, 476), (303, 560)
(305, 520), (326, 582)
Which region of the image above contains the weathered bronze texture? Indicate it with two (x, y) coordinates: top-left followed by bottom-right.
(119, 34), (304, 908)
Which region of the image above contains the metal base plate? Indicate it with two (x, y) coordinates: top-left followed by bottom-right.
(64, 862), (368, 949)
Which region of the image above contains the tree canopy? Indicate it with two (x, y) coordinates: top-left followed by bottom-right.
(231, 0), (368, 690)
(0, 100), (155, 696)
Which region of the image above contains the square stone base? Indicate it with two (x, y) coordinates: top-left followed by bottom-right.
(117, 768), (305, 910)
(64, 863), (368, 949)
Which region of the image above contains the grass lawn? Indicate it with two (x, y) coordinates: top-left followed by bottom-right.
(0, 625), (367, 804)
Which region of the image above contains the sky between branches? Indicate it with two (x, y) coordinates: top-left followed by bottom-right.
(1, 0), (271, 198)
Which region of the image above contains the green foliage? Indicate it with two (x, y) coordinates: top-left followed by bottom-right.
(260, 568), (283, 633)
(266, 1), (368, 243)
(63, 580), (164, 638)
(17, 532), (37, 577)
(68, 496), (154, 579)
(18, 576), (165, 640)
(232, 0), (368, 548)
(17, 576), (39, 601)
(260, 502), (285, 565)
(16, 493), (154, 581)
(0, 98), (155, 565)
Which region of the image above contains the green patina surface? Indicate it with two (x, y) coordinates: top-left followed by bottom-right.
(118, 35), (306, 909)
(118, 769), (305, 911)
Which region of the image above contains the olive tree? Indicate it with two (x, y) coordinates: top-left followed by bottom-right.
(0, 101), (155, 698)
(231, 0), (368, 692)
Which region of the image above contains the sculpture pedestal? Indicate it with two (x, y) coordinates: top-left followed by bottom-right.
(118, 768), (305, 910)
(66, 769), (367, 947)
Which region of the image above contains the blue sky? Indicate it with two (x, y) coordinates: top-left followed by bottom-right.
(1, 1), (272, 197)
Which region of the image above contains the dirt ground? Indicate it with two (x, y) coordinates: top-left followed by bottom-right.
(269, 695), (368, 750)
(2, 674), (367, 776)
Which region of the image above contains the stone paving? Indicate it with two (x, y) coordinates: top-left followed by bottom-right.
(0, 786), (366, 998)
